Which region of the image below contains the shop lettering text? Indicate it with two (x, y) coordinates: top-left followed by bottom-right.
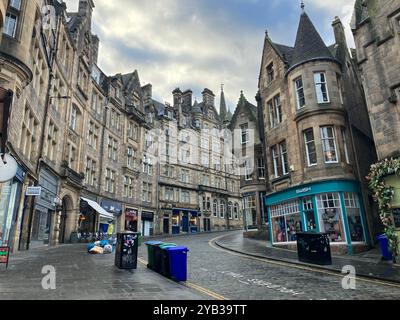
(296, 187), (312, 194)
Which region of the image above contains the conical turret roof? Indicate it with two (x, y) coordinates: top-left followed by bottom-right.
(289, 12), (335, 71)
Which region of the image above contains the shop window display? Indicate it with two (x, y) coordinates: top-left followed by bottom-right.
(316, 193), (345, 243)
(344, 193), (365, 242)
(303, 198), (317, 231)
(0, 181), (18, 246)
(271, 200), (303, 243)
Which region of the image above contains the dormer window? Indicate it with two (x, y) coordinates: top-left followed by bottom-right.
(267, 63), (274, 84)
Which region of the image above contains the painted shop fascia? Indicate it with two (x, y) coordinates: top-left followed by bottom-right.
(265, 179), (371, 255)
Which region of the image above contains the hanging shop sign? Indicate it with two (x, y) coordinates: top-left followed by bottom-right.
(26, 186), (42, 196)
(101, 199), (123, 215)
(0, 154), (18, 183)
(0, 247), (10, 269)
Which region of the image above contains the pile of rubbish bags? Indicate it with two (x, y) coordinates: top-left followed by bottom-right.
(87, 239), (114, 254)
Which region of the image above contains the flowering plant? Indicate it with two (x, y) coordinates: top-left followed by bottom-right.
(367, 158), (400, 262)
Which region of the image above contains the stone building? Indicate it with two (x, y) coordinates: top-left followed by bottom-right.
(155, 87), (243, 235)
(258, 5), (377, 254)
(0, 0), (244, 251)
(351, 0), (400, 231)
(0, 0), (58, 251)
(229, 91), (267, 235)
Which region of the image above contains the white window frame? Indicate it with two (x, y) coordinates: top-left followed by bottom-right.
(294, 77), (306, 110)
(314, 72), (330, 104)
(321, 126), (339, 164)
(304, 129), (317, 167)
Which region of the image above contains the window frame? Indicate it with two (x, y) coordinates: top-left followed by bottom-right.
(304, 129), (317, 167)
(314, 72), (330, 104)
(321, 126), (339, 164)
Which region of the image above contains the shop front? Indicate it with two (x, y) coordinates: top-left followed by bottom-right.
(141, 211), (154, 237)
(265, 180), (370, 254)
(31, 169), (59, 248)
(101, 199), (122, 235)
(125, 208), (138, 232)
(0, 165), (24, 250)
(79, 197), (114, 235)
(172, 208), (200, 234)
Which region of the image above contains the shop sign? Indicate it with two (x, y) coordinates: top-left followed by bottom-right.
(0, 247), (10, 269)
(141, 211), (154, 221)
(26, 187), (42, 196)
(101, 199), (123, 215)
(296, 187), (311, 195)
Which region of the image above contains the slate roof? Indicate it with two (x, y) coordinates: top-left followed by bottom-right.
(273, 43), (294, 65)
(290, 12), (335, 70)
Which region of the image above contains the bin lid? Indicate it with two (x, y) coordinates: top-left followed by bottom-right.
(376, 234), (388, 240)
(145, 241), (164, 245)
(160, 245), (177, 249)
(166, 246), (189, 252)
(160, 243), (177, 247)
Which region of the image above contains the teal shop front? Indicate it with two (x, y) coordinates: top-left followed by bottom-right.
(265, 180), (370, 255)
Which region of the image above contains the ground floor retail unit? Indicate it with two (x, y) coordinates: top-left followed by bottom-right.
(265, 180), (371, 254)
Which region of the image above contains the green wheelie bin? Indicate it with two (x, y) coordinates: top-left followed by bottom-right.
(154, 243), (176, 274)
(145, 241), (163, 270)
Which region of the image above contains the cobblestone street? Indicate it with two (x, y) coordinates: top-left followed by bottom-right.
(1, 231), (400, 300)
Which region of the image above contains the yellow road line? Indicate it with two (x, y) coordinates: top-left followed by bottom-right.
(208, 235), (400, 289)
(137, 257), (228, 300)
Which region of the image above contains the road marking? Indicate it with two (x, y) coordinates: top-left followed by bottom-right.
(137, 257), (227, 300)
(208, 235), (400, 289)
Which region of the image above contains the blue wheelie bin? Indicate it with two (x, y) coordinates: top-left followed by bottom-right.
(166, 246), (189, 282)
(145, 241), (163, 270)
(377, 234), (393, 261)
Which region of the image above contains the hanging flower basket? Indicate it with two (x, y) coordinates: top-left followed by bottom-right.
(367, 158), (400, 263)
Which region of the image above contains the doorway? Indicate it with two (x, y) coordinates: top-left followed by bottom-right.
(163, 218), (169, 234)
(182, 214), (189, 233)
(203, 218), (211, 232)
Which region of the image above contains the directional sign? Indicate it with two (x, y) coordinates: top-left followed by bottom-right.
(26, 187), (42, 196)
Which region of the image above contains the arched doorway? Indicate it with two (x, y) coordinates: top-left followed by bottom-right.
(59, 196), (72, 244)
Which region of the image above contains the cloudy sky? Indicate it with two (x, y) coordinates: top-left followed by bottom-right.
(64, 0), (356, 112)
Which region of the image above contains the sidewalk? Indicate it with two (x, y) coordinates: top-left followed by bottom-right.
(215, 232), (400, 284)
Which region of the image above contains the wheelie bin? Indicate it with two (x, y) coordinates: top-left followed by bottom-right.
(160, 244), (178, 278)
(154, 243), (176, 274)
(166, 246), (189, 282)
(115, 232), (140, 270)
(145, 241), (163, 270)
(377, 234), (393, 261)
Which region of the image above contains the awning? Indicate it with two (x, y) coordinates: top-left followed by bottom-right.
(81, 197), (114, 220)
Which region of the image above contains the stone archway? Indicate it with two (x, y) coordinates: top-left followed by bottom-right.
(59, 195), (73, 244)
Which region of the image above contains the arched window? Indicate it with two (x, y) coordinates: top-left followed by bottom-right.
(213, 200), (218, 217)
(220, 201), (225, 219)
(228, 202), (233, 220)
(234, 203), (239, 220)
